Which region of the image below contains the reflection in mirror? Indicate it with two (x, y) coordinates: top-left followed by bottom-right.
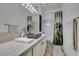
(27, 16), (32, 34)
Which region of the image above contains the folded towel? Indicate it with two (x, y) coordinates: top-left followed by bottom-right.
(14, 37), (34, 43)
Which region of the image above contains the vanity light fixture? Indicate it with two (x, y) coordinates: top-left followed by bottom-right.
(22, 3), (38, 14)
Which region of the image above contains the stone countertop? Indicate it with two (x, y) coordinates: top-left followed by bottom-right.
(0, 34), (47, 56)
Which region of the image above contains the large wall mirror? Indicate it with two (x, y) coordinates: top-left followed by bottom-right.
(27, 16), (32, 33)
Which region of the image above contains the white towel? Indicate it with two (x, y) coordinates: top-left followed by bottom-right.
(14, 37), (34, 43)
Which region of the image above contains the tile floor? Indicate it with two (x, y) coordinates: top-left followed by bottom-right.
(53, 45), (64, 56)
(45, 42), (65, 56)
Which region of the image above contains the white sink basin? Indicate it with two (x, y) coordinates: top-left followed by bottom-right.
(14, 37), (34, 43)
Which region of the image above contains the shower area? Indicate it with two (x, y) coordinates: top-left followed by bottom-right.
(53, 11), (63, 45)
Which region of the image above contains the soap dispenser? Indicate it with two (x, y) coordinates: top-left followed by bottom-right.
(21, 31), (24, 37)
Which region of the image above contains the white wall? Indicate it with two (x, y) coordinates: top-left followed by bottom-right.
(32, 4), (44, 32)
(43, 12), (54, 43)
(62, 3), (79, 55)
(0, 3), (31, 32)
(42, 8), (62, 43)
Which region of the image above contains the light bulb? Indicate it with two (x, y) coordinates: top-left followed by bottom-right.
(31, 11), (34, 13)
(30, 4), (32, 8)
(25, 5), (28, 8)
(22, 3), (25, 6)
(27, 3), (30, 7)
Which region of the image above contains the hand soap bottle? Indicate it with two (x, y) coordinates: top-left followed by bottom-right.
(21, 31), (24, 37)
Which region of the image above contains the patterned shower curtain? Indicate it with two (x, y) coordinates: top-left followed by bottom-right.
(53, 11), (63, 45)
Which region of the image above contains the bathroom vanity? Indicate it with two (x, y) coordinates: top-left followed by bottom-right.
(0, 34), (47, 56)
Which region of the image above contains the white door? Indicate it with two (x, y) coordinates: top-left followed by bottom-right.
(41, 37), (47, 56)
(33, 41), (42, 56)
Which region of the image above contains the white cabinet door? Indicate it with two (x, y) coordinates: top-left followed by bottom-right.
(33, 41), (42, 56)
(33, 36), (47, 56)
(26, 49), (32, 56)
(41, 37), (47, 56)
(20, 49), (32, 56)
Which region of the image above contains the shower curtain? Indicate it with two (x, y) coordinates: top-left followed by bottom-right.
(53, 11), (63, 45)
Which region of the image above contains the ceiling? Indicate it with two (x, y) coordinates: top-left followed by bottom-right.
(31, 3), (62, 12)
